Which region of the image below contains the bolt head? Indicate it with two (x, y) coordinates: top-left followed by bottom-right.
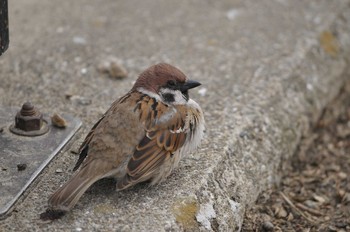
(15, 103), (43, 131)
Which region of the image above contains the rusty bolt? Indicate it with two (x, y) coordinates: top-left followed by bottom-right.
(9, 102), (49, 136)
(15, 102), (43, 131)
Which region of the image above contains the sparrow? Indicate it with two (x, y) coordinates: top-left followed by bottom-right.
(44, 63), (205, 217)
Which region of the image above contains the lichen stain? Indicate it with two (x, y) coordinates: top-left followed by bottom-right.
(319, 31), (339, 57)
(94, 203), (114, 214)
(172, 198), (199, 230)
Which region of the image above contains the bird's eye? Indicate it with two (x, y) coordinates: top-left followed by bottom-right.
(167, 80), (176, 87)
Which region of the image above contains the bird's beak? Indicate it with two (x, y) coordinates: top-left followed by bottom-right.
(182, 80), (201, 91)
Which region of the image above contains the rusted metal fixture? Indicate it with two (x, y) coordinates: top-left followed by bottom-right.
(9, 102), (49, 136)
(0, 106), (82, 218)
(15, 102), (42, 131)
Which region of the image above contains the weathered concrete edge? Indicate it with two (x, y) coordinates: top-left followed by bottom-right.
(194, 9), (350, 232)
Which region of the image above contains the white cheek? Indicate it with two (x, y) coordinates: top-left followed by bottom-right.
(173, 91), (187, 105)
(137, 87), (162, 101)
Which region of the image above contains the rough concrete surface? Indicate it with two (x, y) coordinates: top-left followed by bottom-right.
(0, 0), (350, 231)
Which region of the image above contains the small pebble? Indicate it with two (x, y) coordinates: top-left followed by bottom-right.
(51, 113), (68, 128)
(70, 95), (92, 106)
(226, 9), (240, 21)
(261, 221), (274, 232)
(198, 88), (207, 97)
(239, 130), (254, 139)
(275, 205), (288, 218)
(74, 56), (82, 63)
(338, 172), (347, 180)
(239, 131), (248, 138)
(56, 27), (64, 33)
(65, 93), (73, 99)
(70, 149), (80, 155)
(97, 56), (128, 79)
(80, 68), (87, 74)
(313, 195), (326, 204)
(17, 163), (27, 171)
(73, 36), (87, 45)
(304, 200), (319, 208)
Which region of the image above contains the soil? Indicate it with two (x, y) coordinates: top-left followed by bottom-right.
(242, 80), (350, 232)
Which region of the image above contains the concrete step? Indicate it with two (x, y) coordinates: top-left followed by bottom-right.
(0, 0), (349, 231)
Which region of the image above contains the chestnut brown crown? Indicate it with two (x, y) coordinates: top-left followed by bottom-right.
(132, 63), (187, 93)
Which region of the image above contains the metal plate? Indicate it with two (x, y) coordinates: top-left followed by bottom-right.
(0, 107), (81, 218)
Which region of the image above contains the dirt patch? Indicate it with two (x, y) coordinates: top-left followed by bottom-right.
(242, 80), (350, 232)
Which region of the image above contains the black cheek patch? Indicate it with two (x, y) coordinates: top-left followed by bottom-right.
(162, 93), (175, 103)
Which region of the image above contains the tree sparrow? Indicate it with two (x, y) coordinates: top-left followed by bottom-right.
(44, 63), (204, 218)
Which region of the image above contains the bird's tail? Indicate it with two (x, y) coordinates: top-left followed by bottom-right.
(48, 160), (114, 212)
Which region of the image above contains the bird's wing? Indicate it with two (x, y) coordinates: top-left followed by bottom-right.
(73, 93), (132, 171)
(117, 96), (189, 190)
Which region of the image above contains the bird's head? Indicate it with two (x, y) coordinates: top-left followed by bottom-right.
(132, 63), (201, 105)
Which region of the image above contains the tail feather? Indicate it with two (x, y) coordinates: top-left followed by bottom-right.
(48, 161), (114, 212)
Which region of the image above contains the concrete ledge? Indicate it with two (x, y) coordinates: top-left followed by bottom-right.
(1, 0), (350, 231)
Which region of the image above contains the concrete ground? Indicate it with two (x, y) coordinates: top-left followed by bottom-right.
(0, 0), (349, 231)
